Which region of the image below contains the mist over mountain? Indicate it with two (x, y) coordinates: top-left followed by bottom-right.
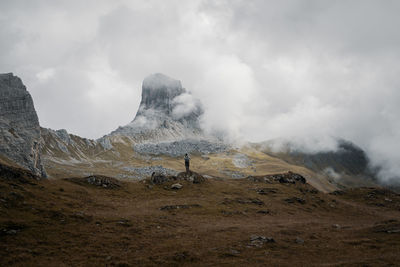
(1, 1), (399, 184)
(1, 2), (400, 265)
(110, 73), (204, 142)
(0, 72), (379, 192)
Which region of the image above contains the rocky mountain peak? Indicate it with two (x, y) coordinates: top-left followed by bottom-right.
(110, 73), (204, 141)
(138, 73), (185, 116)
(0, 73), (46, 177)
(0, 73), (26, 91)
(142, 73), (182, 92)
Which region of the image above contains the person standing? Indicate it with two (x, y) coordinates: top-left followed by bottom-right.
(184, 153), (190, 173)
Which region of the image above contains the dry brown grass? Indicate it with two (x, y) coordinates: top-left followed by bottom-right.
(1, 164), (399, 266)
(43, 145), (339, 193)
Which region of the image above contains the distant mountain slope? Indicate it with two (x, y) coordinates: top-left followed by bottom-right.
(257, 139), (377, 188)
(37, 73), (377, 191)
(0, 72), (379, 191)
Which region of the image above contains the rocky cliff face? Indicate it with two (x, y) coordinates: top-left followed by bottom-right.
(110, 73), (204, 142)
(0, 73), (46, 177)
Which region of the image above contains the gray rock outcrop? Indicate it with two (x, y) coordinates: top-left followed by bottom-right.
(0, 73), (46, 177)
(133, 139), (228, 157)
(110, 73), (204, 142)
(109, 73), (228, 156)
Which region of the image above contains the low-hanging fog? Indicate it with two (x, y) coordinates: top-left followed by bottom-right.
(1, 0), (399, 183)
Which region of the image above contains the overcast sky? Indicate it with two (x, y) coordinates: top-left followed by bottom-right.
(1, 0), (400, 182)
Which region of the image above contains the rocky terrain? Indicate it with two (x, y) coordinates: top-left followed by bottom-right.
(0, 162), (399, 266)
(133, 139), (228, 157)
(38, 73), (233, 180)
(29, 72), (376, 193)
(1, 72), (400, 266)
(109, 73), (205, 142)
(258, 140), (378, 189)
(0, 73), (46, 177)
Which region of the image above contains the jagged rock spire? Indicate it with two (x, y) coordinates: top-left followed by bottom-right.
(110, 73), (203, 142)
(138, 73), (185, 116)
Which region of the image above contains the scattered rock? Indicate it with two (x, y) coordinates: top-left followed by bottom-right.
(123, 165), (178, 179)
(299, 188), (318, 194)
(249, 235), (275, 247)
(229, 249), (240, 255)
(279, 172), (306, 184)
(220, 169), (245, 178)
(171, 183), (183, 190)
(295, 237), (304, 244)
(330, 190), (345, 196)
(117, 219), (132, 227)
(256, 210), (271, 215)
(232, 153), (252, 168)
(6, 229), (17, 235)
(0, 221), (26, 236)
(222, 198), (264, 206)
(150, 172), (170, 185)
(133, 140), (228, 157)
(220, 210), (245, 216)
(247, 172), (307, 185)
(177, 171), (205, 184)
(160, 204), (201, 211)
(172, 251), (197, 262)
(66, 176), (121, 189)
(70, 212), (92, 222)
(285, 197), (306, 204)
(372, 220), (400, 233)
(86, 175), (121, 189)
(223, 249), (240, 257)
(332, 224), (341, 229)
(220, 210), (247, 216)
(256, 188), (278, 195)
(238, 198), (264, 205)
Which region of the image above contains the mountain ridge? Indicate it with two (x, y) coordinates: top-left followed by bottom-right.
(0, 72), (379, 192)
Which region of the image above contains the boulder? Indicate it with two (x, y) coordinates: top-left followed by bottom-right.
(171, 183), (183, 190)
(177, 171), (206, 184)
(66, 175), (121, 189)
(249, 235), (275, 247)
(247, 172), (307, 185)
(285, 197), (306, 204)
(150, 172), (170, 185)
(85, 175), (121, 189)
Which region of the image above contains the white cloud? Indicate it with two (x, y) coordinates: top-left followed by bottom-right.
(36, 68), (55, 82)
(1, 0), (400, 182)
(172, 93), (199, 119)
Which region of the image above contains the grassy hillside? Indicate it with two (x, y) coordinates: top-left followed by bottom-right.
(1, 163), (399, 266)
(40, 130), (379, 193)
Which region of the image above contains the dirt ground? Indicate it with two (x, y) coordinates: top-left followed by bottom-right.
(1, 164), (400, 266)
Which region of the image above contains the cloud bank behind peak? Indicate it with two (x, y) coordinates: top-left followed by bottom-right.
(1, 0), (400, 182)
